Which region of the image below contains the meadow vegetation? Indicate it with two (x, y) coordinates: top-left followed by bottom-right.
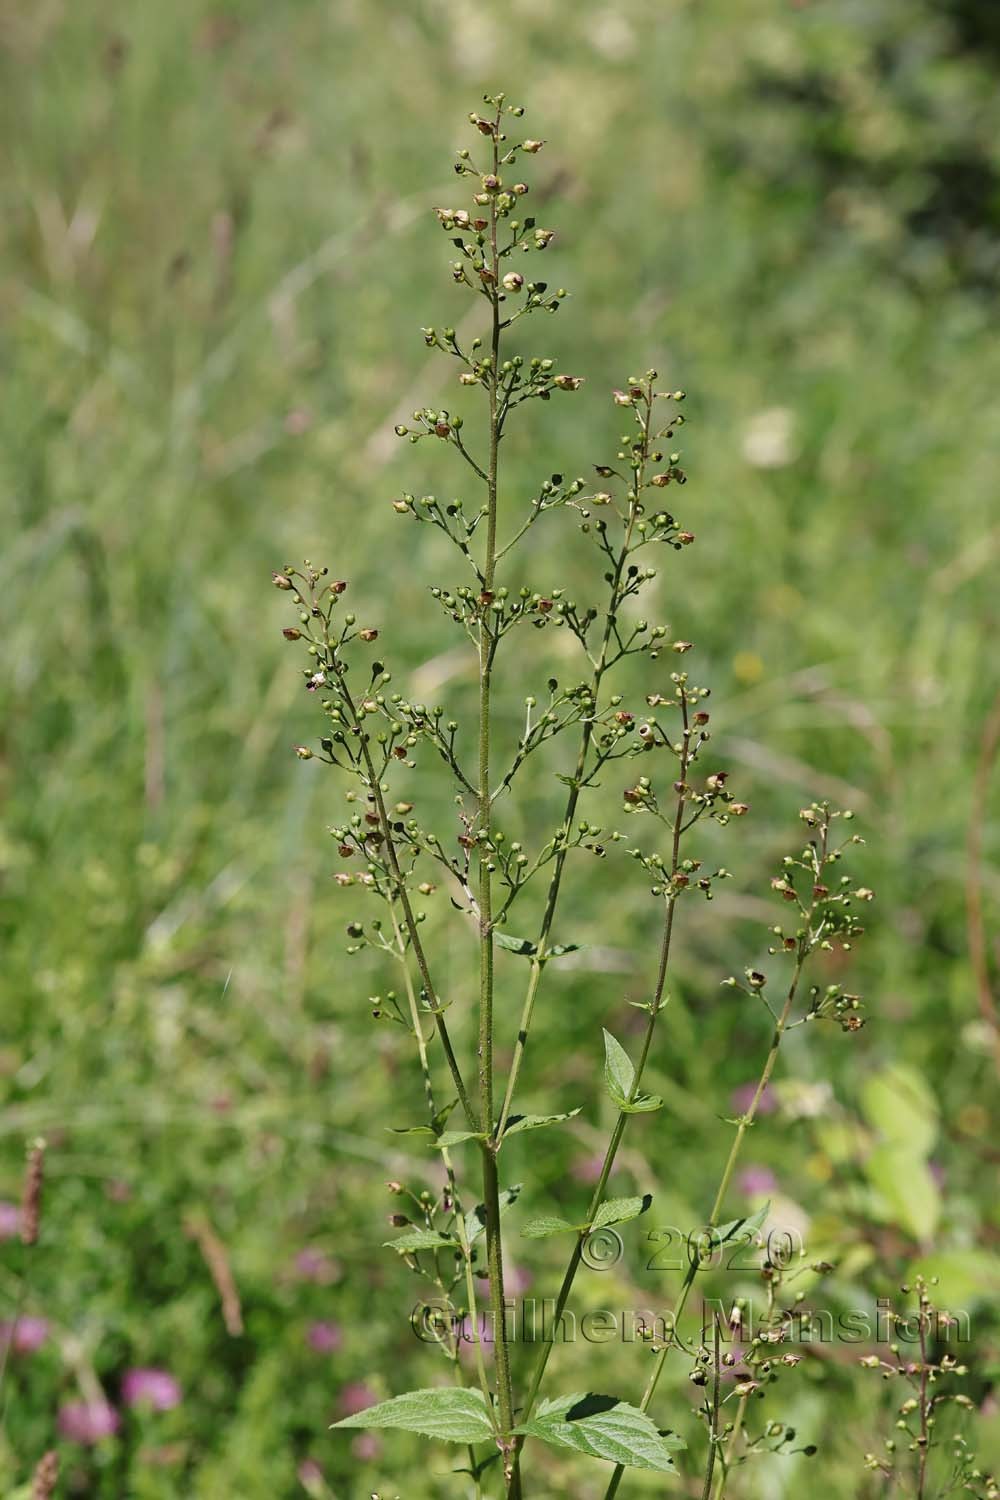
(2, 2), (999, 1495)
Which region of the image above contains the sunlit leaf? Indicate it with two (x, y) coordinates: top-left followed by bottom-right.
(592, 1194), (652, 1230)
(383, 1228), (459, 1254)
(332, 1387), (495, 1444)
(514, 1393), (684, 1470)
(521, 1215), (581, 1239)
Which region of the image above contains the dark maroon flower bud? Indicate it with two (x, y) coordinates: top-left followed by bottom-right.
(330, 579), (348, 595)
(434, 421), (451, 438)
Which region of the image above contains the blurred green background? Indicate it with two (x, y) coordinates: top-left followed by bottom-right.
(2, 0), (999, 1494)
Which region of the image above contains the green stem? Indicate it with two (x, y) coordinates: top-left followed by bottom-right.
(496, 391), (651, 1142)
(600, 822), (832, 1500)
(339, 674), (477, 1130)
(701, 1315), (722, 1500)
(477, 103), (516, 1463)
(710, 1391), (749, 1500)
(514, 692), (691, 1463)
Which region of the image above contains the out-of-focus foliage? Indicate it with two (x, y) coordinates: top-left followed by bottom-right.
(1, 1), (998, 1495)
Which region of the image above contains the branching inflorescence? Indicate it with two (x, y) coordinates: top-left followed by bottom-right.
(274, 95), (875, 1498)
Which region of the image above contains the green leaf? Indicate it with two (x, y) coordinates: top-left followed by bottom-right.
(592, 1194), (652, 1230)
(602, 1031), (661, 1112)
(521, 1215), (582, 1238)
(389, 1097), (459, 1141)
(620, 1091), (663, 1115)
(464, 1184), (522, 1245)
(383, 1228), (458, 1254)
(332, 1387), (496, 1444)
(603, 1030), (635, 1107)
(436, 1130), (486, 1148)
(431, 1098), (460, 1135)
(514, 1393), (684, 1471)
(861, 1065), (938, 1158)
(713, 1201), (771, 1245)
(502, 1109), (581, 1140)
(495, 932), (537, 955)
(546, 942), (583, 958)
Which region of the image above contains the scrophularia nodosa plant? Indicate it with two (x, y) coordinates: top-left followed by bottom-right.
(274, 94), (883, 1498)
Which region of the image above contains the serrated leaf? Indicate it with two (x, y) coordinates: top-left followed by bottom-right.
(436, 1130), (486, 1148)
(603, 1030), (635, 1107)
(502, 1109), (581, 1140)
(383, 1228), (458, 1254)
(592, 1194), (652, 1230)
(521, 1215), (582, 1238)
(495, 932), (537, 955)
(464, 1184), (522, 1245)
(332, 1387), (495, 1444)
(514, 1393), (684, 1471)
